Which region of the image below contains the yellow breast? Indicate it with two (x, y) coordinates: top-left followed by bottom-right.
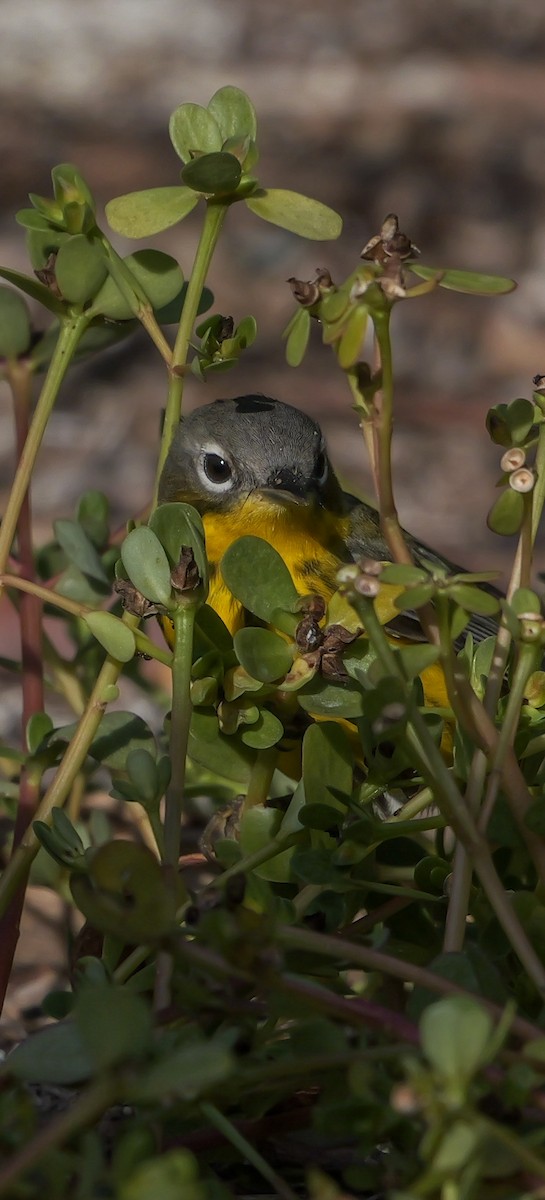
(202, 496), (351, 633)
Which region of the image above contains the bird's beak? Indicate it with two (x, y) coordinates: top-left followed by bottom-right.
(256, 468), (312, 507)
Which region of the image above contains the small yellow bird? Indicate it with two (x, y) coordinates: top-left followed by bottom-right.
(158, 394), (496, 708)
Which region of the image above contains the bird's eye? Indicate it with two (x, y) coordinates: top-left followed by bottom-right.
(203, 452), (233, 485)
(314, 450), (328, 483)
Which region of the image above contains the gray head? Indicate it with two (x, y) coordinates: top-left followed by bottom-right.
(159, 395), (343, 513)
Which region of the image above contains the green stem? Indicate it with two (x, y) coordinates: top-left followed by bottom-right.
(243, 746), (278, 811)
(479, 1115), (545, 1182)
(349, 592), (545, 994)
(0, 623), (139, 918)
(372, 313), (413, 565)
(163, 605), (195, 870)
(99, 238), (173, 365)
(209, 831), (300, 891)
(1, 573), (173, 666)
(479, 642), (541, 833)
(0, 315), (89, 586)
(200, 1102), (299, 1200)
(0, 1075), (117, 1197)
(154, 201), (228, 498)
(531, 417), (545, 545)
(277, 924), (541, 1042)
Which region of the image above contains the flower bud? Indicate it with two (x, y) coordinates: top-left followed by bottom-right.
(500, 447), (526, 472)
(509, 467), (535, 493)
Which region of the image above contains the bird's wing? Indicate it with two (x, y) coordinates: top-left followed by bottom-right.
(344, 495), (499, 647)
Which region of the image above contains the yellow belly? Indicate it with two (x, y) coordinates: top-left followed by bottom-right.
(163, 497), (450, 714)
(202, 496), (351, 633)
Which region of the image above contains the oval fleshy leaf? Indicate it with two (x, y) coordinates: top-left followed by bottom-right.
(238, 806), (294, 883)
(245, 189), (343, 240)
(89, 250), (184, 320)
(120, 525), (173, 606)
(169, 102), (223, 163)
(284, 307), (311, 366)
(0, 287), (32, 357)
(55, 235), (108, 304)
(410, 264), (516, 296)
(234, 627), (293, 684)
(241, 709), (284, 749)
(487, 488), (525, 536)
(337, 305), (368, 368)
(447, 584), (500, 618)
(149, 502), (208, 596)
(208, 86), (257, 143)
(105, 186), (199, 238)
(189, 711), (254, 783)
(54, 518), (109, 583)
(84, 611), (136, 663)
(182, 152), (241, 195)
(221, 536), (300, 623)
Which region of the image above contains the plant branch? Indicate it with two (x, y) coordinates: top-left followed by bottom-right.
(154, 200), (228, 500)
(0, 315), (89, 587)
(201, 1102), (300, 1200)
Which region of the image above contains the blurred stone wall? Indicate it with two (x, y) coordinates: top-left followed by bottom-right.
(2, 0), (545, 574)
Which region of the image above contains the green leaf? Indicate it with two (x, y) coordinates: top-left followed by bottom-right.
(234, 627), (292, 683)
(239, 805), (295, 882)
(448, 584), (500, 617)
(84, 611), (136, 663)
(51, 163), (95, 212)
(245, 189), (343, 240)
(394, 583), (435, 611)
(337, 305), (368, 369)
(120, 525), (173, 606)
(71, 841), (184, 942)
(89, 250), (184, 320)
(221, 536), (300, 623)
(298, 677), (365, 718)
(106, 186), (199, 238)
(208, 86), (257, 142)
(182, 151), (242, 195)
(380, 563), (430, 587)
(0, 265), (65, 315)
(51, 711), (155, 771)
(487, 488), (525, 536)
(396, 642), (441, 680)
(420, 995), (493, 1081)
(0, 286), (32, 357)
(302, 723), (352, 813)
(510, 587), (541, 616)
(189, 711), (254, 783)
(240, 709), (284, 748)
(26, 711), (54, 755)
(126, 748), (161, 807)
(284, 307), (311, 366)
(134, 1037), (234, 1101)
(77, 490), (110, 548)
(149, 502), (208, 595)
(75, 982), (152, 1069)
(410, 264), (517, 295)
(119, 1150), (203, 1200)
(54, 517), (109, 584)
(169, 102), (223, 163)
(7, 1020), (93, 1084)
(55, 235), (108, 304)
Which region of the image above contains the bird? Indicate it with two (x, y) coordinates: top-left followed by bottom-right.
(158, 394), (497, 709)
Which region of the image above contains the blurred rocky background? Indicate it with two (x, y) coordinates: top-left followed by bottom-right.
(2, 0), (545, 570)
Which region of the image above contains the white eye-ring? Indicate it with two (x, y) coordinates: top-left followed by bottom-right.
(196, 442), (235, 492)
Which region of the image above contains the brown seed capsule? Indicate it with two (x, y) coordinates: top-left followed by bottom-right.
(500, 447), (526, 472)
(509, 467), (535, 493)
(355, 576), (380, 598)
